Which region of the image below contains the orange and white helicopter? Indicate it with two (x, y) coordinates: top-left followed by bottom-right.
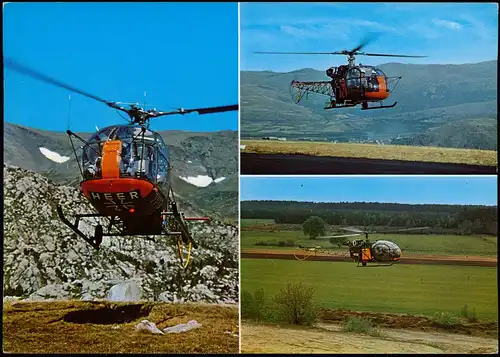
(294, 226), (428, 267)
(5, 58), (238, 268)
(256, 37), (427, 110)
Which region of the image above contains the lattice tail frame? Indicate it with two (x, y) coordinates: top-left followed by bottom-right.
(290, 80), (334, 104)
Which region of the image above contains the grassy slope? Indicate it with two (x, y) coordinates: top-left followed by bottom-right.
(2, 301), (238, 354)
(241, 259), (498, 321)
(241, 230), (498, 257)
(241, 139), (498, 166)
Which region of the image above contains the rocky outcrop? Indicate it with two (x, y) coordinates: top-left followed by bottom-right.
(3, 165), (239, 303)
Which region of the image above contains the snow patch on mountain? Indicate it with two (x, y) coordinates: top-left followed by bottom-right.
(180, 175), (213, 187)
(39, 147), (70, 163)
(179, 175), (228, 187)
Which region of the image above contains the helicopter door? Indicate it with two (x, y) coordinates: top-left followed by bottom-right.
(375, 69), (388, 93)
(133, 144), (155, 180)
(361, 248), (372, 261)
(101, 140), (122, 179)
(346, 68), (362, 100)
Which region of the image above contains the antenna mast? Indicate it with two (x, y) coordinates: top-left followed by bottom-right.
(66, 94), (72, 130)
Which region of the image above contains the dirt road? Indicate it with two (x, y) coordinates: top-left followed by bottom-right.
(241, 322), (498, 354)
(241, 248), (497, 267)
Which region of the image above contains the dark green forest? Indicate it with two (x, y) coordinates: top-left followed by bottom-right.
(241, 201), (498, 236)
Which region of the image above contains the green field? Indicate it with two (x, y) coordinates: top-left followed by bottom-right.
(241, 258), (498, 322)
(241, 230), (498, 257)
(241, 219), (276, 228)
(241, 140), (498, 166)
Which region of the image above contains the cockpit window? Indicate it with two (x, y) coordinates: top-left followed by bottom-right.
(81, 125), (169, 183)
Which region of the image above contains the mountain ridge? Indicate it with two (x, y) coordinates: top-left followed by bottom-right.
(243, 59), (498, 73)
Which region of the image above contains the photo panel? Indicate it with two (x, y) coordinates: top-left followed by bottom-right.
(239, 175), (498, 354)
(3, 2), (239, 354)
(239, 2), (498, 175)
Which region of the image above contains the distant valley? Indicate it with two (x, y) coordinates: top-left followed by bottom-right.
(241, 60), (497, 150)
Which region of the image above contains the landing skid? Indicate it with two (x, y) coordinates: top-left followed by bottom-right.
(324, 101), (398, 111)
(361, 101), (398, 111)
(56, 203), (210, 269)
(56, 205), (116, 249)
(324, 101), (357, 110)
(356, 260), (396, 267)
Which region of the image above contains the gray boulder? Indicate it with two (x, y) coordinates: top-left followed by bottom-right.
(107, 280), (143, 302)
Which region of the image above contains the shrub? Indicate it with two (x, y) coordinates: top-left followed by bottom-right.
(272, 282), (318, 325)
(460, 304), (478, 322)
(460, 304), (468, 318)
(241, 289), (266, 321)
(432, 312), (459, 327)
(342, 316), (384, 337)
(342, 316), (373, 334)
(468, 307), (478, 322)
(254, 240), (296, 248)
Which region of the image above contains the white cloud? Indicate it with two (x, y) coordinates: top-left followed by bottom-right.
(280, 25), (324, 39)
(404, 21), (441, 39)
(432, 18), (463, 30)
(275, 19), (394, 42)
(459, 14), (497, 41)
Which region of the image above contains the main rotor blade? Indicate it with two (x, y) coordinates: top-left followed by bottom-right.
(155, 104), (238, 117)
(192, 104), (239, 115)
(318, 233), (361, 239)
(351, 32), (383, 53)
(359, 52), (428, 58)
(339, 227), (364, 233)
(254, 51), (343, 55)
(4, 57), (113, 105)
(351, 38), (371, 53)
(378, 227), (430, 233)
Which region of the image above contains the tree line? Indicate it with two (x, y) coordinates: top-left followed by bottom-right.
(241, 201), (497, 236)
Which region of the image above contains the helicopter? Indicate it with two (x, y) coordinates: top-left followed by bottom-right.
(255, 37), (427, 111)
(5, 57), (238, 269)
(294, 226), (429, 267)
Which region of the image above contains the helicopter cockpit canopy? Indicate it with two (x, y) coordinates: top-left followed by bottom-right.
(346, 65), (387, 92)
(81, 124), (170, 184)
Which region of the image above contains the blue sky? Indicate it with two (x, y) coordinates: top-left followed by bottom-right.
(3, 2), (238, 132)
(240, 176), (498, 206)
(241, 2), (499, 72)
